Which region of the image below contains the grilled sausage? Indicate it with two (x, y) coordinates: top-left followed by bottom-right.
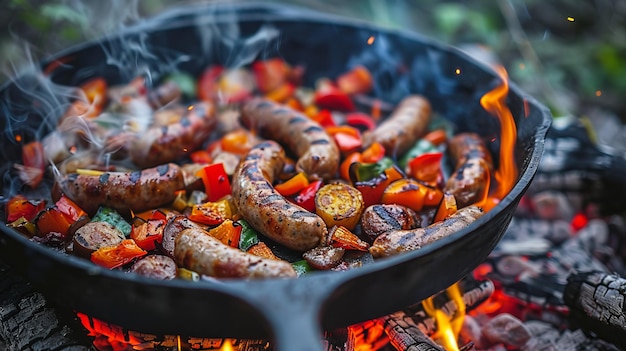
(174, 227), (297, 279)
(72, 221), (125, 258)
(369, 205), (484, 258)
(130, 101), (216, 168)
(130, 254), (177, 280)
(160, 215), (204, 257)
(57, 163), (185, 216)
(444, 133), (493, 208)
(241, 98), (340, 180)
(360, 204), (421, 243)
(231, 141), (326, 251)
(363, 95), (431, 157)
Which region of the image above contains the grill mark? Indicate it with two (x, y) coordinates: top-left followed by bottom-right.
(288, 116), (307, 124)
(253, 141), (274, 150)
(291, 211), (319, 218)
(373, 205), (401, 229)
(303, 126), (323, 133)
(156, 164), (169, 176)
(259, 194), (284, 205)
(310, 139), (330, 145)
(180, 116), (191, 127)
(99, 173), (110, 184)
(161, 125), (168, 136)
(129, 171), (142, 184)
(68, 173), (79, 182)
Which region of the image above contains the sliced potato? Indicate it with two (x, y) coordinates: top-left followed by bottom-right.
(315, 183), (364, 230)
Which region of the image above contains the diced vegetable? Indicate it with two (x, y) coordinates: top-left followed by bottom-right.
(328, 225), (370, 251)
(291, 260), (315, 277)
(345, 112), (376, 132)
(275, 172), (310, 197)
(252, 58), (292, 93)
(291, 180), (323, 212)
(188, 198), (234, 226)
(340, 152), (362, 182)
(7, 217), (37, 237)
(16, 141), (46, 188)
(381, 179), (429, 213)
(35, 207), (74, 239)
(197, 65), (224, 102)
(5, 195), (45, 223)
(354, 165), (405, 208)
(361, 141), (386, 163)
(349, 157), (395, 183)
(399, 138), (439, 170)
(237, 219), (261, 251)
(434, 193), (458, 222)
(326, 125), (362, 154)
(207, 219), (241, 248)
(130, 218), (166, 251)
(407, 152), (443, 184)
(315, 183), (364, 230)
(313, 82), (355, 112)
(336, 65), (373, 95)
(196, 163), (232, 202)
(221, 129), (254, 155)
(165, 72), (196, 98)
(247, 241), (278, 260)
(91, 206), (131, 237)
(91, 239), (147, 269)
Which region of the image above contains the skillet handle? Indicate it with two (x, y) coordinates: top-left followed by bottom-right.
(236, 273), (346, 351)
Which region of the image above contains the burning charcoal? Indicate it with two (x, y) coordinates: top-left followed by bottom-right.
(555, 329), (621, 351)
(459, 315), (486, 350)
(521, 320), (560, 351)
(346, 318), (389, 351)
(531, 191), (575, 221)
(481, 313), (532, 348)
(564, 271), (626, 350)
(382, 311), (445, 351)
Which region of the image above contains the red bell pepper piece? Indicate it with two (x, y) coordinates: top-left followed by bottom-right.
(190, 150), (213, 164)
(91, 239), (147, 269)
(291, 180), (323, 212)
(408, 152), (443, 184)
(336, 65), (373, 95)
(310, 109), (336, 128)
(196, 163), (232, 202)
(345, 112), (376, 132)
(130, 218), (166, 251)
(197, 65), (224, 102)
(55, 195), (87, 223)
(327, 125), (362, 154)
(314, 84), (355, 112)
(354, 166), (404, 208)
(252, 58), (292, 93)
(5, 195), (45, 223)
(34, 207), (74, 239)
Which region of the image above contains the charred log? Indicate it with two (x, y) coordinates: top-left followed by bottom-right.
(383, 311), (445, 351)
(564, 271), (626, 350)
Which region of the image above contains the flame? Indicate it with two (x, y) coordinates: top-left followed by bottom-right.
(478, 66), (518, 210)
(218, 339), (235, 351)
(422, 283), (465, 351)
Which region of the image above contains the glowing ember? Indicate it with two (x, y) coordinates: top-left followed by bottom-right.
(422, 283), (465, 351)
(219, 339), (235, 351)
(478, 66), (518, 211)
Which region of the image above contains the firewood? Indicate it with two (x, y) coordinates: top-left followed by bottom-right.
(382, 311), (445, 351)
(564, 271), (626, 350)
(403, 279), (495, 336)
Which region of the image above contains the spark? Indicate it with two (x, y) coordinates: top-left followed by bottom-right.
(595, 90), (602, 97)
(455, 68), (461, 75)
(567, 16), (575, 22)
(367, 36), (375, 45)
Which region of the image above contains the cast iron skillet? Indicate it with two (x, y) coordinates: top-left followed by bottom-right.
(0, 3), (551, 350)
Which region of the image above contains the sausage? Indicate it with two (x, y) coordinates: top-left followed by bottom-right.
(241, 98), (340, 180)
(130, 254), (177, 280)
(130, 101), (216, 168)
(72, 221), (125, 258)
(363, 95), (431, 157)
(303, 246), (345, 270)
(160, 215), (204, 258)
(231, 141), (326, 251)
(360, 204), (421, 243)
(174, 227), (297, 279)
(444, 133), (493, 208)
(369, 205), (484, 258)
(57, 163), (185, 215)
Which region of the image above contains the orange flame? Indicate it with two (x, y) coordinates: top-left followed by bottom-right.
(422, 283), (465, 351)
(478, 66), (518, 211)
(218, 339), (235, 351)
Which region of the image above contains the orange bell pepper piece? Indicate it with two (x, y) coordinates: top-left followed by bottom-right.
(91, 239), (147, 269)
(328, 225), (370, 251)
(381, 178), (428, 213)
(337, 65), (373, 95)
(275, 172), (310, 197)
(207, 219), (242, 248)
(5, 195), (45, 223)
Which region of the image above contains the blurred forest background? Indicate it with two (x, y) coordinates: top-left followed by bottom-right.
(1, 0), (626, 128)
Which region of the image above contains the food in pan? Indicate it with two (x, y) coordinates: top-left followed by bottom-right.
(4, 59), (505, 280)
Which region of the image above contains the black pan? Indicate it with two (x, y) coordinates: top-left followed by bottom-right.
(0, 3), (551, 350)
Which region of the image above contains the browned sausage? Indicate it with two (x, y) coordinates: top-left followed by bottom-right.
(72, 221), (125, 258)
(360, 204), (421, 243)
(160, 215), (204, 257)
(363, 95), (431, 157)
(174, 227), (297, 279)
(130, 101), (216, 168)
(130, 254), (177, 280)
(57, 163), (185, 215)
(369, 205), (484, 258)
(241, 98), (340, 180)
(444, 133), (493, 208)
(231, 141), (326, 251)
